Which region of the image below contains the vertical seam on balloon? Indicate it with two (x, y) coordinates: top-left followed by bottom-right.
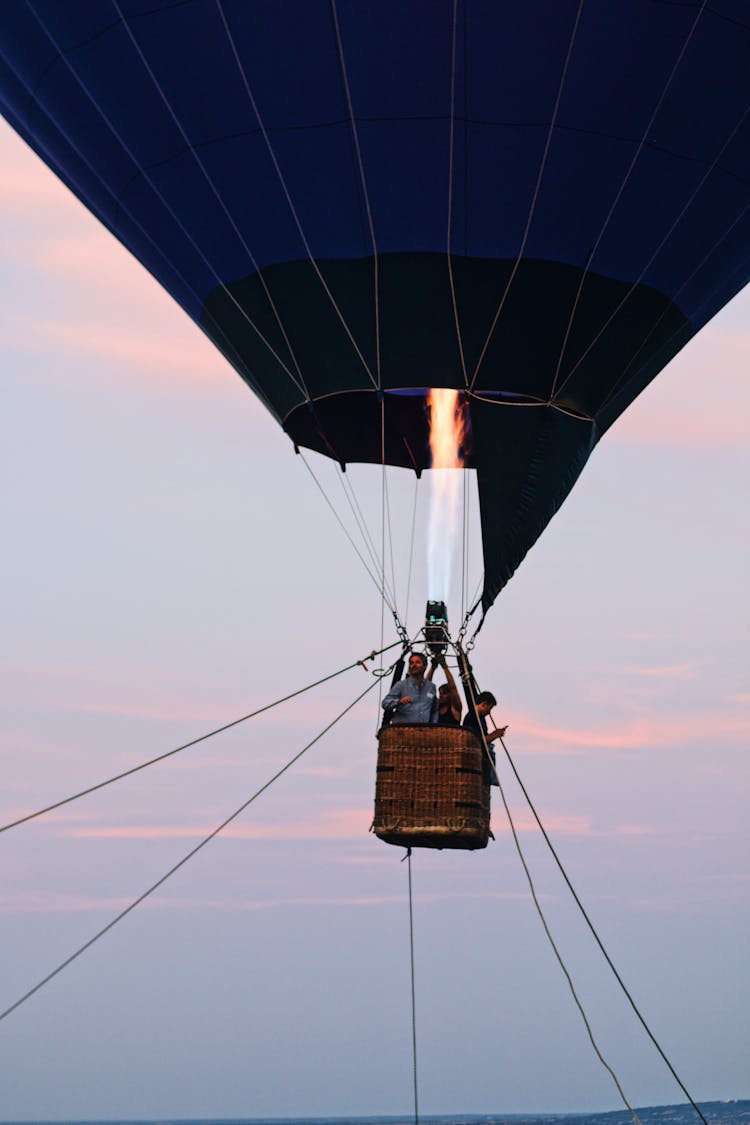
(547, 0), (709, 404)
(108, 0), (312, 401)
(469, 0), (585, 392)
(553, 77), (750, 406)
(446, 0), (469, 388)
(0, 30), (291, 419)
(329, 0), (382, 390)
(20, 3), (310, 406)
(215, 0), (379, 391)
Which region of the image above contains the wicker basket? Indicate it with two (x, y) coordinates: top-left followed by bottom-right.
(372, 723), (491, 850)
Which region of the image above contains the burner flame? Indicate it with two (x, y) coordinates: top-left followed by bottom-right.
(427, 389), (465, 604)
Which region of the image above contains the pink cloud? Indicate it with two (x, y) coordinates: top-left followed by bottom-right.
(60, 692), (371, 730)
(492, 812), (593, 836)
(627, 895), (688, 913)
(0, 125), (82, 215)
(0, 129), (230, 387)
(492, 811), (662, 839)
(177, 888), (535, 910)
(30, 319), (225, 382)
(612, 823), (659, 837)
(62, 697), (245, 725)
(620, 629), (674, 641)
(629, 662), (698, 679)
(27, 232), (168, 299)
(332, 853), (407, 866)
(505, 708), (749, 752)
(68, 806), (374, 842)
(0, 886), (533, 915)
(66, 807), (599, 844)
(0, 656), (131, 683)
(0, 890), (134, 914)
(297, 764), (359, 779)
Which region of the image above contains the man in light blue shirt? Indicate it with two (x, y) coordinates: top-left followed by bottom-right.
(382, 652), (438, 724)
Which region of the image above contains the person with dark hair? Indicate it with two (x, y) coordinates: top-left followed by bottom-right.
(463, 690), (507, 784)
(426, 654), (462, 726)
(381, 651), (438, 725)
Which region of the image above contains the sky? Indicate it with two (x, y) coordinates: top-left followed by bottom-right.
(0, 115), (748, 1120)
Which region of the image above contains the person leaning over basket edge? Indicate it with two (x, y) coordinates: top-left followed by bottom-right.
(382, 652), (438, 724)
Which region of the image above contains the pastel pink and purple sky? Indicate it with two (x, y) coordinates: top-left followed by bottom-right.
(1, 117), (748, 1120)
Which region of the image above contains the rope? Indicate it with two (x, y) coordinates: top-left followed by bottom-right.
(383, 465), (399, 622)
(599, 189), (750, 420)
(459, 470), (465, 621)
(0, 642), (400, 836)
(447, 644), (707, 1121)
(329, 0), (382, 387)
(470, 0), (585, 390)
(547, 0), (708, 403)
(338, 471), (396, 607)
(496, 734), (710, 1125)
(378, 396), (388, 718)
(299, 451), (398, 614)
(405, 847), (420, 1125)
(0, 667), (392, 1025)
(114, 0), (314, 398)
(458, 660), (640, 1121)
(492, 751), (640, 1119)
(446, 0), (469, 387)
(25, 2), (310, 403)
(215, 0), (377, 389)
(553, 89), (750, 406)
(404, 474), (420, 627)
(0, 38), (279, 422)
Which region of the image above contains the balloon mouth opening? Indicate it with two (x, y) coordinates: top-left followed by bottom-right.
(283, 388), (476, 474)
(388, 387), (548, 409)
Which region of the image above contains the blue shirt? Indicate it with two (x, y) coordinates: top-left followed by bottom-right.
(382, 676), (438, 724)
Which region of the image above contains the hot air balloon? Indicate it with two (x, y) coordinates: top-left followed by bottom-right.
(2, 10), (746, 1114)
(3, 0), (748, 627)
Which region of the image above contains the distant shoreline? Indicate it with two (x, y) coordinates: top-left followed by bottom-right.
(3, 1097), (749, 1125)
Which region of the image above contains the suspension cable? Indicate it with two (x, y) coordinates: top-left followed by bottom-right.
(457, 644), (708, 1125)
(383, 464), (400, 622)
(496, 733), (710, 1125)
(299, 451), (398, 613)
(338, 470), (396, 608)
(403, 474), (420, 627)
(405, 847), (420, 1125)
(495, 752), (640, 1119)
(458, 654), (640, 1121)
(0, 665), (393, 1025)
(378, 397), (388, 718)
(0, 641), (401, 837)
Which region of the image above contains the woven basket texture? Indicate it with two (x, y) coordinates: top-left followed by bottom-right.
(373, 723), (490, 850)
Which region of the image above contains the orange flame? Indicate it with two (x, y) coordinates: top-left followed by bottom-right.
(428, 388), (465, 469)
(427, 389), (465, 602)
